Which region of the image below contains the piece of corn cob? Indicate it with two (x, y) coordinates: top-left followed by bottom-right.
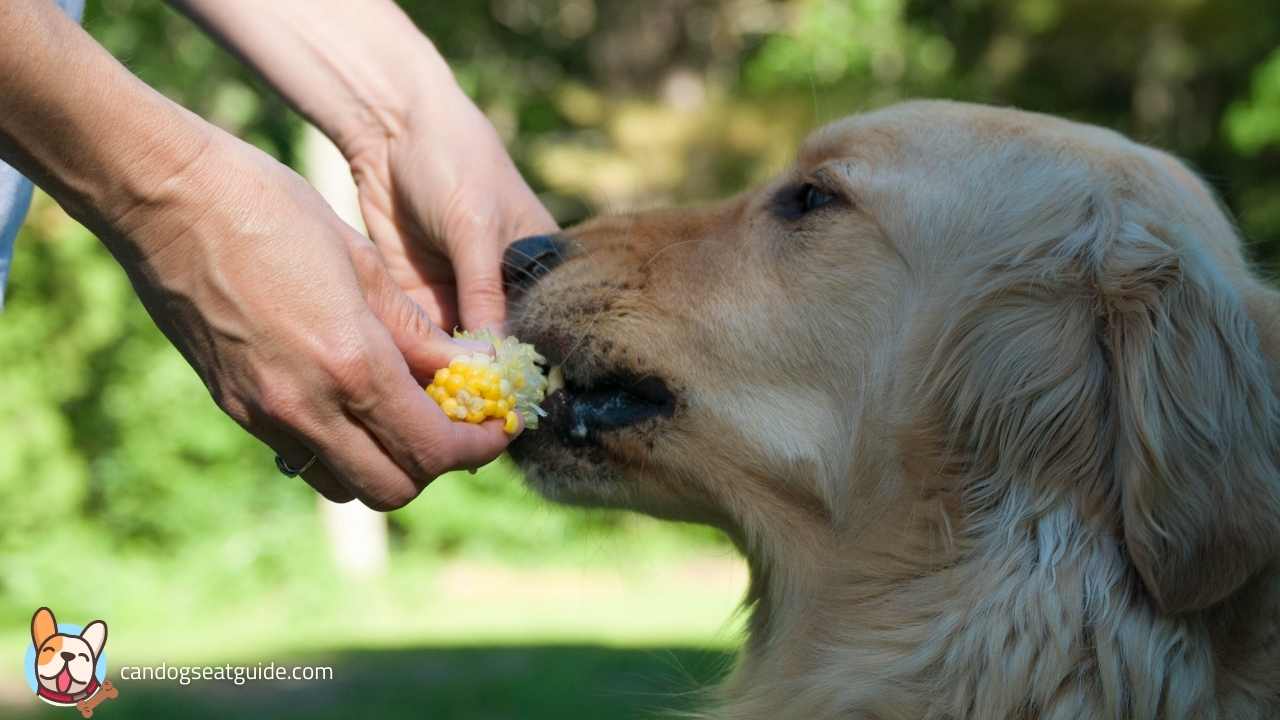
(425, 329), (548, 434)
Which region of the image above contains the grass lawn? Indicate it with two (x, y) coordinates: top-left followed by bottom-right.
(1, 557), (748, 719)
(7, 645), (732, 719)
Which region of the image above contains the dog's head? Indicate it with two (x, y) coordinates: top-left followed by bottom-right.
(31, 602), (105, 696)
(31, 607), (106, 699)
(508, 100), (1280, 614)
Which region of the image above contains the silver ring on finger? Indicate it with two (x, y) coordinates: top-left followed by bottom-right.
(275, 453), (317, 478)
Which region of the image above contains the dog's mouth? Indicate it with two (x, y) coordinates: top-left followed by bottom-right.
(39, 665), (81, 694)
(539, 364), (676, 446)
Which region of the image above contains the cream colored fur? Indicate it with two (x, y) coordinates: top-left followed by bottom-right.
(509, 101), (1280, 719)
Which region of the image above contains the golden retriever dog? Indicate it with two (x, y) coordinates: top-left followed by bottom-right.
(502, 100), (1280, 719)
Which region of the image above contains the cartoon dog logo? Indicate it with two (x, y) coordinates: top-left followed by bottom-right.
(29, 607), (107, 707)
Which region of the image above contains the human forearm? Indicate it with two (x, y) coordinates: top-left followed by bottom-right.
(169, 0), (557, 331)
(0, 0), (213, 255)
(168, 0), (458, 156)
(0, 0), (513, 507)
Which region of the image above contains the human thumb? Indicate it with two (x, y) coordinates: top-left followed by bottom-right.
(355, 244), (492, 384)
(452, 240), (509, 332)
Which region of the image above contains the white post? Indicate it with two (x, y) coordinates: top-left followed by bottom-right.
(301, 124), (390, 581)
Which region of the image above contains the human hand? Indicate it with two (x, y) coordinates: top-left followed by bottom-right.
(342, 79), (558, 332)
(167, 0), (556, 331)
(108, 130), (511, 509)
(0, 0), (514, 509)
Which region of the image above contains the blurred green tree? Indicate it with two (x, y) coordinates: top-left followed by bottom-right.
(2, 0), (1276, 613)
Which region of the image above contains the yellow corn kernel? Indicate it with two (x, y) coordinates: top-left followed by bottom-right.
(424, 330), (548, 434)
(440, 398), (460, 419)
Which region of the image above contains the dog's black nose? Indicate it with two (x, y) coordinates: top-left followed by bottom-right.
(60, 651), (74, 661)
(503, 235), (567, 291)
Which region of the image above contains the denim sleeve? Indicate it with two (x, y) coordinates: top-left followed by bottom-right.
(0, 163), (37, 311)
(0, 0), (87, 310)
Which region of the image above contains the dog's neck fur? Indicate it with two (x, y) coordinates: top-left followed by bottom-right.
(715, 478), (1280, 720)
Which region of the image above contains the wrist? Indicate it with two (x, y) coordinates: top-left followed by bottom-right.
(325, 41), (460, 161)
(92, 115), (222, 262)
(173, 0), (460, 161)
(0, 1), (221, 258)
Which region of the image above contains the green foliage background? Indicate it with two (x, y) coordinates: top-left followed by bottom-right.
(3, 0), (1279, 622)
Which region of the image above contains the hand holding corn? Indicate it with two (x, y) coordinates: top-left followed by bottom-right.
(425, 329), (549, 434)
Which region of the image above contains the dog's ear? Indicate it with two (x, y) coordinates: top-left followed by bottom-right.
(31, 607), (57, 650)
(1101, 226), (1280, 614)
(1246, 285), (1280, 387)
(80, 621), (107, 658)
(918, 203), (1280, 615)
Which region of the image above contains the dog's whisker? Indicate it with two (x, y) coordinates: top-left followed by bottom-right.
(548, 237), (568, 267)
(500, 259), (543, 283)
(558, 220), (639, 366)
(561, 304), (608, 365)
(639, 236), (724, 273)
(504, 244), (557, 277)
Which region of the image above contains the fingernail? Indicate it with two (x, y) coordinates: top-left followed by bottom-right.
(452, 339), (494, 355)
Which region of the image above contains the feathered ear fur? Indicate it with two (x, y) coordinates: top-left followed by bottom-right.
(917, 188), (1280, 615)
(1099, 221), (1280, 613)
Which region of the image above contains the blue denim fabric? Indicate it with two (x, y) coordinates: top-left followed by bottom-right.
(0, 0), (86, 309)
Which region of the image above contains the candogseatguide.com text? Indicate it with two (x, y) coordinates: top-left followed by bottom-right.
(117, 662), (334, 686)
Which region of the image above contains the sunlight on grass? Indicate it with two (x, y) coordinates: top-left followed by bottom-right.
(1, 555), (747, 662)
(1, 556), (747, 719)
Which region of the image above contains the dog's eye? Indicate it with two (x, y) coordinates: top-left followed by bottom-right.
(800, 184), (836, 213)
(78, 653), (89, 661)
(773, 182), (839, 220)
